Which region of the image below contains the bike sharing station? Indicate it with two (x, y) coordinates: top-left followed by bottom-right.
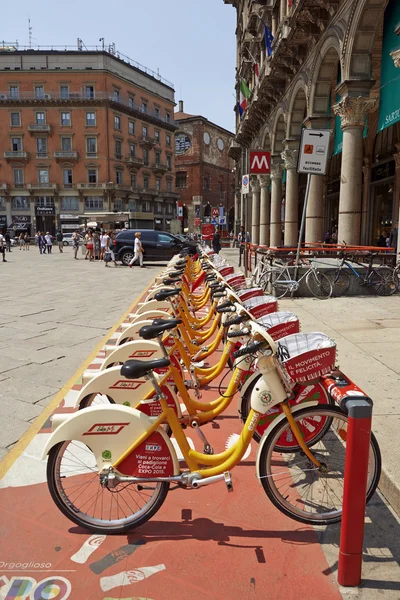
(0, 245), (384, 599)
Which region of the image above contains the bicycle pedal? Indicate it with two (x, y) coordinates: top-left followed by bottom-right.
(224, 472), (233, 492)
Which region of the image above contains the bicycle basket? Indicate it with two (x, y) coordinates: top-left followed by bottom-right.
(257, 312), (300, 341)
(224, 272), (246, 291)
(236, 287), (264, 302)
(277, 332), (336, 383)
(218, 265), (235, 277)
(243, 294), (278, 318)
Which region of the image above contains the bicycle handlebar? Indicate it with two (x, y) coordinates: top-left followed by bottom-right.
(233, 340), (263, 358)
(227, 328), (250, 339)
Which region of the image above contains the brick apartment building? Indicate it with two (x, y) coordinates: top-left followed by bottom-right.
(174, 101), (235, 233)
(0, 46), (179, 236)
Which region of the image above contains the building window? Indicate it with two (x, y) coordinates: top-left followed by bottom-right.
(9, 85), (19, 99)
(61, 137), (72, 151)
(142, 125), (148, 138)
(141, 101), (147, 113)
(36, 197), (55, 208)
(61, 112), (71, 126)
(36, 112), (46, 124)
(155, 201), (163, 213)
(114, 198), (124, 211)
(86, 137), (97, 156)
(166, 155), (172, 169)
(166, 134), (171, 147)
(204, 176), (210, 190)
(60, 197), (79, 210)
(129, 121), (135, 135)
(128, 96), (134, 109)
(155, 152), (161, 166)
(176, 172), (187, 188)
(0, 197), (5, 210)
(36, 137), (48, 157)
(84, 196), (103, 210)
(143, 176), (150, 190)
(38, 169), (49, 184)
(116, 169), (123, 185)
(155, 130), (160, 143)
(11, 137), (22, 151)
(142, 200), (151, 212)
(13, 169), (24, 187)
(115, 140), (122, 159)
(113, 89), (120, 102)
(128, 200), (137, 211)
(86, 112), (96, 126)
(129, 143), (136, 157)
(63, 169), (73, 187)
(155, 178), (161, 192)
(114, 115), (121, 130)
(155, 107), (160, 117)
(85, 85), (95, 99)
(10, 112), (20, 126)
(167, 180), (172, 193)
(12, 196), (29, 210)
(166, 203), (174, 215)
(143, 149), (149, 166)
(60, 85), (69, 99)
(35, 86), (44, 99)
(130, 173), (137, 189)
(165, 112), (171, 123)
(87, 169), (97, 184)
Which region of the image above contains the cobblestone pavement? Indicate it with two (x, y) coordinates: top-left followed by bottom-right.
(0, 245), (163, 460)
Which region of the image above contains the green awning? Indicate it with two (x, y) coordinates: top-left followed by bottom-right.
(378, 0), (400, 132)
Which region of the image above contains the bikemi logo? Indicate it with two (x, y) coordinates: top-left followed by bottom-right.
(129, 350), (157, 358)
(109, 379), (144, 390)
(83, 422), (130, 435)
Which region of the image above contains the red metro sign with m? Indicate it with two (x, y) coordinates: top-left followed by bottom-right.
(250, 151), (271, 174)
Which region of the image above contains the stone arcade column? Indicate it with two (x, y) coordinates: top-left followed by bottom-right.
(305, 175), (325, 243)
(270, 162), (283, 247)
(250, 178), (261, 245)
(234, 190), (240, 235)
(281, 149), (299, 246)
(333, 95), (376, 245)
(259, 175), (270, 247)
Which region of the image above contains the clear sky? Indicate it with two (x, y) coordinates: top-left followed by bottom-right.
(2, 0), (237, 132)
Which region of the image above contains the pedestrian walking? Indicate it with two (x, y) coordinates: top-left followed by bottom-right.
(237, 226), (250, 267)
(4, 232), (11, 252)
(389, 220), (398, 250)
(37, 232), (45, 254)
(93, 229), (101, 261)
(212, 229), (221, 254)
(56, 231), (64, 253)
(72, 230), (80, 260)
(45, 232), (53, 253)
(19, 232), (25, 251)
(99, 230), (108, 261)
(0, 231), (6, 262)
(104, 230), (118, 267)
(85, 231), (94, 261)
(128, 232), (145, 268)
(24, 232), (30, 250)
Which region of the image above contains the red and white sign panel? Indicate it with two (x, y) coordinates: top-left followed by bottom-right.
(250, 151), (271, 174)
(212, 207), (219, 218)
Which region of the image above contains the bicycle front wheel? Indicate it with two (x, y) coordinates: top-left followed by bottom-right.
(270, 268), (291, 299)
(47, 440), (170, 533)
(258, 406), (381, 525)
(328, 270), (351, 297)
(306, 270), (332, 299)
(368, 267), (398, 296)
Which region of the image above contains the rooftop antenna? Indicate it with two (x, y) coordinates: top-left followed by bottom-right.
(99, 37), (105, 51)
(28, 17), (32, 48)
(77, 38), (88, 51)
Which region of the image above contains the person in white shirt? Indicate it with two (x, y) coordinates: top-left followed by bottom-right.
(99, 231), (109, 261)
(0, 233), (6, 262)
(45, 232), (53, 254)
(128, 232), (145, 268)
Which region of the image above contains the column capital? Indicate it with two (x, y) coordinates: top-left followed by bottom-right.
(394, 153), (400, 171)
(390, 49), (400, 68)
(250, 177), (260, 192)
(333, 96), (376, 129)
(270, 163), (283, 180)
(258, 174), (271, 188)
(281, 149), (298, 170)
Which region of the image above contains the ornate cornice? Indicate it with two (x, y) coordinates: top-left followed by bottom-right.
(281, 149), (298, 170)
(270, 163), (284, 180)
(390, 49), (400, 69)
(333, 96), (376, 129)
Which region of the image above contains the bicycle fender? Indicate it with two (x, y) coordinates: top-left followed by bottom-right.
(136, 300), (170, 315)
(41, 405), (180, 476)
(100, 340), (164, 370)
(145, 285), (176, 302)
(115, 320), (154, 346)
(237, 371), (260, 413)
(120, 310), (171, 331)
(255, 400), (319, 485)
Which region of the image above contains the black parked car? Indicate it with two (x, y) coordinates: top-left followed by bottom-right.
(115, 229), (197, 265)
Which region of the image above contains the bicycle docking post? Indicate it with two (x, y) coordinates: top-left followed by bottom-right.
(338, 395), (373, 587)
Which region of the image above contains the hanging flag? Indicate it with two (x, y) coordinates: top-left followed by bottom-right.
(239, 79), (251, 114)
(237, 101), (244, 119)
(254, 62), (259, 87)
(263, 23), (274, 57)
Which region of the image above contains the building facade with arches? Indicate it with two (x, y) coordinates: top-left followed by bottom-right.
(225, 0), (400, 252)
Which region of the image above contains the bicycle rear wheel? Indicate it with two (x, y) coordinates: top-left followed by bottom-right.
(270, 268), (291, 299)
(258, 405), (381, 525)
(368, 267), (398, 296)
(306, 270), (332, 299)
(328, 270), (351, 297)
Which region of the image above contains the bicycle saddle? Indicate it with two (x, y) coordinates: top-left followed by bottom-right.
(121, 358), (171, 380)
(176, 259), (187, 266)
(139, 318), (182, 340)
(154, 288), (181, 301)
(170, 267), (185, 274)
(163, 277), (181, 285)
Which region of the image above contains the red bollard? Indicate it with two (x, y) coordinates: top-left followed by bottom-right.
(338, 397), (373, 587)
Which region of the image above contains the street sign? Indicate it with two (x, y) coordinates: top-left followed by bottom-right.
(202, 223), (214, 240)
(242, 174), (249, 194)
(250, 151), (271, 174)
(212, 207), (219, 218)
(212, 219), (217, 226)
(297, 129), (332, 175)
(219, 216), (226, 225)
(194, 217), (200, 227)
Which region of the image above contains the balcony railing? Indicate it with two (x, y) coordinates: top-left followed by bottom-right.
(0, 90), (177, 129)
(77, 182), (105, 189)
(152, 162), (168, 173)
(54, 151), (78, 161)
(4, 151), (29, 161)
(28, 124), (52, 133)
(27, 182), (58, 190)
(126, 156), (143, 167)
(139, 135), (155, 147)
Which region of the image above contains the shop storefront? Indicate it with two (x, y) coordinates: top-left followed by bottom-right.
(9, 215), (32, 236)
(0, 215), (7, 233)
(60, 214), (80, 232)
(370, 160), (395, 244)
(35, 199), (56, 234)
(81, 212), (130, 232)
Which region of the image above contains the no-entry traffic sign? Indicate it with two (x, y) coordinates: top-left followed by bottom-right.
(250, 151), (271, 174)
(242, 174), (249, 194)
(297, 129), (332, 175)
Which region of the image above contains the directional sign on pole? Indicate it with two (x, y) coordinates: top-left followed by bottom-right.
(219, 216), (226, 225)
(242, 174), (249, 194)
(297, 129), (332, 175)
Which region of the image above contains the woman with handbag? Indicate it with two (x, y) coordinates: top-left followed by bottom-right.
(85, 230), (94, 261)
(128, 232), (145, 268)
(104, 231), (117, 267)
